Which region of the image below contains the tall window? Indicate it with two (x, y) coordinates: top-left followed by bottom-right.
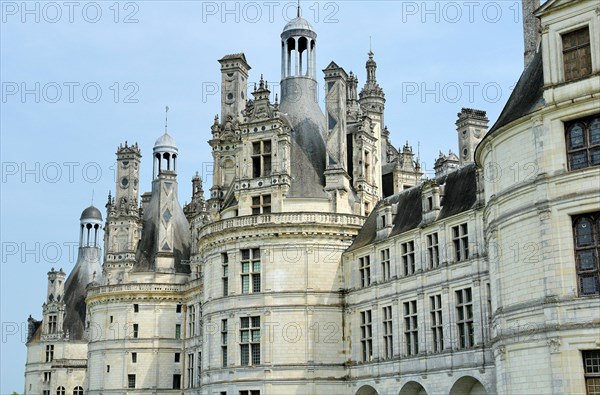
(175, 324), (181, 339)
(583, 350), (600, 395)
(364, 150), (371, 183)
(452, 223), (469, 262)
(132, 323), (139, 338)
(131, 352), (137, 363)
(566, 116), (600, 171)
(382, 306), (393, 359)
(73, 387), (83, 395)
(240, 316), (260, 365)
(404, 300), (418, 356)
(48, 315), (57, 334)
(188, 305), (196, 337)
(562, 26), (592, 82)
(360, 310), (373, 361)
(430, 295), (444, 352)
(573, 212), (600, 296)
(128, 374), (136, 389)
(221, 319), (228, 368)
(173, 374), (181, 390)
(252, 140), (272, 178)
(44, 372), (51, 382)
(251, 195), (271, 215)
(381, 249), (391, 281)
(241, 248), (261, 294)
(56, 387), (65, 395)
(187, 353), (194, 388)
(401, 241), (415, 276)
(222, 253), (229, 297)
(46, 344), (54, 362)
(456, 288), (474, 349)
(427, 233), (440, 268)
(197, 351), (202, 387)
(359, 256), (371, 287)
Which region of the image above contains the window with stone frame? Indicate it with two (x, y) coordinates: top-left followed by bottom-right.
(360, 310), (373, 361)
(430, 294), (444, 352)
(359, 255), (371, 287)
(583, 350), (600, 395)
(456, 288), (474, 349)
(221, 319), (228, 368)
(251, 194), (271, 215)
(403, 300), (418, 356)
(127, 374), (136, 389)
(241, 248), (261, 294)
(188, 304), (196, 337)
(187, 353), (194, 388)
(401, 241), (415, 276)
(573, 212), (600, 296)
(566, 115), (600, 171)
(252, 140), (272, 178)
(222, 252), (229, 297)
(427, 232), (440, 268)
(45, 344), (54, 362)
(73, 386), (83, 395)
(562, 26), (592, 82)
(381, 248), (391, 281)
(48, 314), (57, 334)
(382, 306), (393, 359)
(240, 316), (260, 366)
(239, 391), (260, 395)
(56, 386), (65, 395)
(173, 374), (181, 389)
(452, 223), (469, 262)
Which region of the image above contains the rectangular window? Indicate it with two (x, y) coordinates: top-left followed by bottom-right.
(43, 391), (50, 395)
(364, 150), (371, 183)
(583, 350), (600, 395)
(222, 319), (228, 368)
(43, 371), (51, 382)
(133, 303), (139, 313)
(573, 212), (600, 295)
(360, 310), (373, 361)
(48, 315), (57, 334)
(172, 374), (181, 390)
(222, 253), (229, 297)
(197, 351), (202, 387)
(427, 233), (440, 268)
(252, 140), (272, 178)
(251, 195), (271, 215)
(562, 26), (592, 82)
(132, 323), (139, 339)
(240, 316), (260, 366)
(456, 288), (474, 349)
(239, 391), (260, 395)
(430, 294), (444, 352)
(241, 248), (261, 294)
(566, 115), (600, 171)
(187, 353), (194, 388)
(401, 241), (415, 276)
(45, 344), (54, 362)
(382, 306), (393, 359)
(452, 224), (469, 262)
(175, 352), (181, 363)
(176, 304), (182, 313)
(128, 374), (136, 389)
(404, 300), (418, 356)
(131, 352), (137, 363)
(381, 249), (391, 281)
(110, 315), (113, 323)
(188, 304), (196, 337)
(175, 324), (181, 339)
(359, 256), (371, 287)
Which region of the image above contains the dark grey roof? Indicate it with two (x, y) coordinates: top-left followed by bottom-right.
(347, 164), (478, 252)
(80, 205), (102, 221)
(382, 162), (395, 175)
(488, 48), (544, 135)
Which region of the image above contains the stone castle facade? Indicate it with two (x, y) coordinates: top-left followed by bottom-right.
(24, 0), (600, 394)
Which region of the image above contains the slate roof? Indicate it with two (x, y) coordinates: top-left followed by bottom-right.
(347, 164), (479, 252)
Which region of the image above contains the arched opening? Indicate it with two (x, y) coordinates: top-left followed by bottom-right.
(286, 37), (295, 77)
(449, 376), (487, 395)
(298, 36), (308, 75)
(85, 223), (92, 246)
(399, 381), (427, 395)
(356, 385), (379, 395)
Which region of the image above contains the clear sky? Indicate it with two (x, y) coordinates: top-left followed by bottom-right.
(1, 1), (529, 392)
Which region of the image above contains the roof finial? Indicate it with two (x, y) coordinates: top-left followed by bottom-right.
(297, 0), (300, 17)
(165, 105), (169, 133)
(91, 189), (94, 206)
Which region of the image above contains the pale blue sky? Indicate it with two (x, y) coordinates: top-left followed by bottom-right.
(1, 1), (527, 392)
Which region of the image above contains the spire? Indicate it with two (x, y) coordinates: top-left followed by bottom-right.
(164, 105), (169, 134)
(297, 0), (300, 17)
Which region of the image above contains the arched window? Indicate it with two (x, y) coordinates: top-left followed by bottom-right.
(73, 386), (83, 395)
(573, 212), (600, 296)
(56, 387), (65, 395)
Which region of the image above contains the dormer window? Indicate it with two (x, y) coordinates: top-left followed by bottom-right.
(562, 26), (592, 82)
(252, 140), (272, 178)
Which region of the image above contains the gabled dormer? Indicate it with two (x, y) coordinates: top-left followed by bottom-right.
(421, 180), (441, 225)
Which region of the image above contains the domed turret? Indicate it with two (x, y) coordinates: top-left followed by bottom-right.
(80, 205), (102, 222)
(153, 132), (178, 178)
(280, 12), (317, 81)
(79, 205), (102, 247)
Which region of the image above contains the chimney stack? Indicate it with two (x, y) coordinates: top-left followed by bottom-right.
(522, 0), (541, 68)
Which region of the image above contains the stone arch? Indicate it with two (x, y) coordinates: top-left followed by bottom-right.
(399, 380), (428, 395)
(449, 376), (487, 395)
(355, 384), (379, 395)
